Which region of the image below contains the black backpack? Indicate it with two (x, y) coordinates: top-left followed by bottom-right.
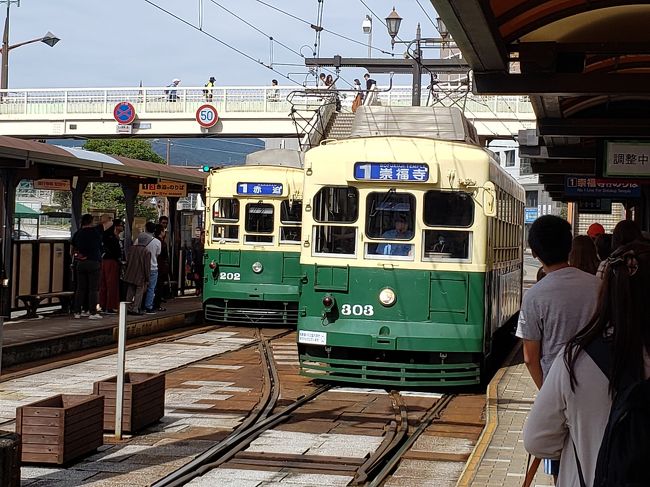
(579, 336), (650, 487)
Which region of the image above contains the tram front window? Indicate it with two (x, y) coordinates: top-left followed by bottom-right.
(245, 203), (274, 244)
(424, 190), (474, 227)
(365, 191), (415, 259)
(313, 186), (358, 255)
(280, 200), (302, 243)
(212, 198), (240, 242)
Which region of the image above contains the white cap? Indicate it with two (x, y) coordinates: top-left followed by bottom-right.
(173, 78), (180, 83)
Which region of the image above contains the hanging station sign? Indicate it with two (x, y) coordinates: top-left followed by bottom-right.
(139, 181), (187, 197)
(604, 141), (650, 177)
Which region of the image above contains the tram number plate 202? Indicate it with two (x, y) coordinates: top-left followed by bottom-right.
(340, 304), (374, 316)
(219, 272), (241, 281)
(299, 330), (327, 345)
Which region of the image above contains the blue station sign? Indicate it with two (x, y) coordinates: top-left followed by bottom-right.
(236, 182), (283, 196)
(354, 162), (429, 182)
(524, 207), (538, 224)
(565, 177), (641, 198)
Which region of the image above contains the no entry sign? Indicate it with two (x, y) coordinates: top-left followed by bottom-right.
(196, 104), (219, 128)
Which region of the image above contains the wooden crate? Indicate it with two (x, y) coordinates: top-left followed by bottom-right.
(92, 373), (165, 433)
(16, 394), (104, 465)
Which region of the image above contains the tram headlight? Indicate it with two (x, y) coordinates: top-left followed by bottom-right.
(322, 294), (335, 312)
(252, 261), (263, 274)
(209, 261), (217, 270)
(378, 288), (396, 307)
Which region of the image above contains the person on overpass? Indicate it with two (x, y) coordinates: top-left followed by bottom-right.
(166, 78), (181, 102)
(203, 76), (215, 102)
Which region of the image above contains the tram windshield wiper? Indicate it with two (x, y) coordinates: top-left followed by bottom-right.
(369, 188), (396, 218)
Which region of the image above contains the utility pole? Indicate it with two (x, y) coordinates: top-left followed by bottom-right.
(411, 23), (423, 106)
(1, 1), (12, 91)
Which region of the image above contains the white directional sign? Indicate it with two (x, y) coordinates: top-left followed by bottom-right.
(196, 104), (219, 128)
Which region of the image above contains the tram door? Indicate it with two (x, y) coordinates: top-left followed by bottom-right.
(178, 210), (204, 294)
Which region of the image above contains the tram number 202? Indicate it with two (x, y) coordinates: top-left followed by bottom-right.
(219, 272), (241, 281)
(340, 304), (374, 316)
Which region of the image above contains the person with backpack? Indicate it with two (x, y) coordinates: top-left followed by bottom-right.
(203, 76), (215, 102)
(524, 240), (650, 487)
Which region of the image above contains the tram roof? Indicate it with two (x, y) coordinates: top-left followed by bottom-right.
(0, 136), (206, 192)
(431, 1), (650, 200)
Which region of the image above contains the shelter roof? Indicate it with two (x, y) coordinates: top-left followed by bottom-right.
(0, 136), (206, 192)
(431, 0), (650, 200)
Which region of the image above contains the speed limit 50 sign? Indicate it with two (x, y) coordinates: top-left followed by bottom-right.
(196, 104), (219, 128)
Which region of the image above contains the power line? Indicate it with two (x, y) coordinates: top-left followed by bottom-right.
(207, 0), (304, 60)
(357, 0), (403, 44)
(142, 0), (301, 85)
(253, 0), (394, 56)
(415, 0), (440, 34)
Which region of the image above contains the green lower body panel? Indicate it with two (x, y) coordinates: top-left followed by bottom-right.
(205, 297), (298, 326)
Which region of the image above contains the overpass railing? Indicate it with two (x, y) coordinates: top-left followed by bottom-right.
(0, 85), (534, 121)
(0, 86), (319, 117)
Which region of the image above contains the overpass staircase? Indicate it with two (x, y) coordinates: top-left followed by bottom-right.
(324, 111), (355, 140)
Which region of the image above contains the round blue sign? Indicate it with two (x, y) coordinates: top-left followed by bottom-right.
(113, 102), (136, 124)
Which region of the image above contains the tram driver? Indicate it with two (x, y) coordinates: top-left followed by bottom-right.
(378, 214), (414, 256)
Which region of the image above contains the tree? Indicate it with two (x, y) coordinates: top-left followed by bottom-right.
(53, 140), (166, 221)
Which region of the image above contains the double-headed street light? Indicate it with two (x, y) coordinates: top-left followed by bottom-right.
(1, 1), (60, 90)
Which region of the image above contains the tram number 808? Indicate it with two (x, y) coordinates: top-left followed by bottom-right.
(219, 272), (241, 281)
(340, 304), (374, 316)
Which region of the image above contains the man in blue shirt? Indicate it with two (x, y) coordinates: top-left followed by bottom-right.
(379, 215), (413, 256)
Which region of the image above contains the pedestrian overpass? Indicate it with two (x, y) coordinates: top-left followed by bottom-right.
(0, 85), (535, 140)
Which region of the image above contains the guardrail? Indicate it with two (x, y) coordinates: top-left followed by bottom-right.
(0, 85), (534, 121)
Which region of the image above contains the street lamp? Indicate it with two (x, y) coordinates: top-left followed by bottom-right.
(385, 7), (402, 48)
(362, 15), (372, 58)
(1, 1), (60, 90)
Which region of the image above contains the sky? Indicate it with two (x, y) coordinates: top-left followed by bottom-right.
(6, 0), (441, 89)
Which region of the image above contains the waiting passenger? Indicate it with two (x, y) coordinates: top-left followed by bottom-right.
(378, 215), (413, 256)
(524, 241), (650, 486)
(594, 233), (613, 279)
(568, 235), (599, 275)
(587, 222), (605, 240)
(515, 215), (600, 480)
(612, 219), (642, 251)
(72, 213), (104, 320)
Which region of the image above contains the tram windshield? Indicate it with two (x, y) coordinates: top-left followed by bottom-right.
(245, 203), (274, 244)
(422, 191), (473, 261)
(312, 186), (358, 255)
(280, 200), (302, 243)
(365, 192), (415, 259)
(212, 198), (239, 242)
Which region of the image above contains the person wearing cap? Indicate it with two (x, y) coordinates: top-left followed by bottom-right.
(203, 76), (215, 102)
(587, 222), (605, 240)
(166, 78), (181, 102)
(99, 219), (124, 314)
(378, 214), (414, 256)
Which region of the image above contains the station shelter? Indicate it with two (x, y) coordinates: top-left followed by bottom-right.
(431, 1), (650, 230)
(0, 136), (206, 318)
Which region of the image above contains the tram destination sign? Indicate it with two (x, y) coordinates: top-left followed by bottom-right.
(605, 141), (650, 177)
(237, 182), (283, 196)
(354, 162), (429, 182)
(565, 176), (641, 198)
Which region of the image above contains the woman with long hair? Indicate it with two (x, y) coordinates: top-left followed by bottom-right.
(569, 235), (600, 275)
(524, 241), (650, 486)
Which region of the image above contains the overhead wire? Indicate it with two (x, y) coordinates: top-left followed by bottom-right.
(253, 0), (394, 56)
(414, 0), (440, 34)
(142, 0), (301, 85)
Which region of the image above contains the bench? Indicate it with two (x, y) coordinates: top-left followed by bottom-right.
(17, 291), (75, 318)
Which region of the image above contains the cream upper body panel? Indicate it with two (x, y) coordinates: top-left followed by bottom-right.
(206, 164), (304, 252)
(301, 137), (522, 272)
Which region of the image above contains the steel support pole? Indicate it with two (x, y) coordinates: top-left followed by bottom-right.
(1, 2), (9, 91)
(114, 301), (127, 440)
(411, 24), (422, 107)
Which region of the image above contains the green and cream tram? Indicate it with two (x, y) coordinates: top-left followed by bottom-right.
(203, 149), (304, 326)
(297, 107), (524, 386)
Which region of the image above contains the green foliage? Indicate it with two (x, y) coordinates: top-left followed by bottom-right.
(54, 139), (165, 219)
(83, 139), (165, 164)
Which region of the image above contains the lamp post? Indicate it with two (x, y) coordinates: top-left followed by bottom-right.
(362, 15), (372, 59)
(1, 1), (60, 90)
(385, 7), (424, 106)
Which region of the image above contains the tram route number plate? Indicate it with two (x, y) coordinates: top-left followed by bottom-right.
(298, 330), (327, 346)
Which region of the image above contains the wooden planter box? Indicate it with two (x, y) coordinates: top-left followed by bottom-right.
(16, 394), (104, 465)
(92, 373), (165, 433)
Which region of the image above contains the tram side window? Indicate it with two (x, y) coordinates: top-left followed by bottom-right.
(245, 203), (274, 244)
(212, 198), (239, 242)
(313, 187), (358, 223)
(423, 191), (474, 227)
(365, 191), (415, 258)
(423, 230), (471, 261)
(280, 200), (302, 243)
(312, 187), (358, 255)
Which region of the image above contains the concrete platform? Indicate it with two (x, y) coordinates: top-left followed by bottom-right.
(457, 342), (553, 487)
(0, 296), (203, 369)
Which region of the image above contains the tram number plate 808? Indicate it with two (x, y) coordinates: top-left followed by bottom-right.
(219, 272), (241, 281)
(299, 330), (327, 345)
